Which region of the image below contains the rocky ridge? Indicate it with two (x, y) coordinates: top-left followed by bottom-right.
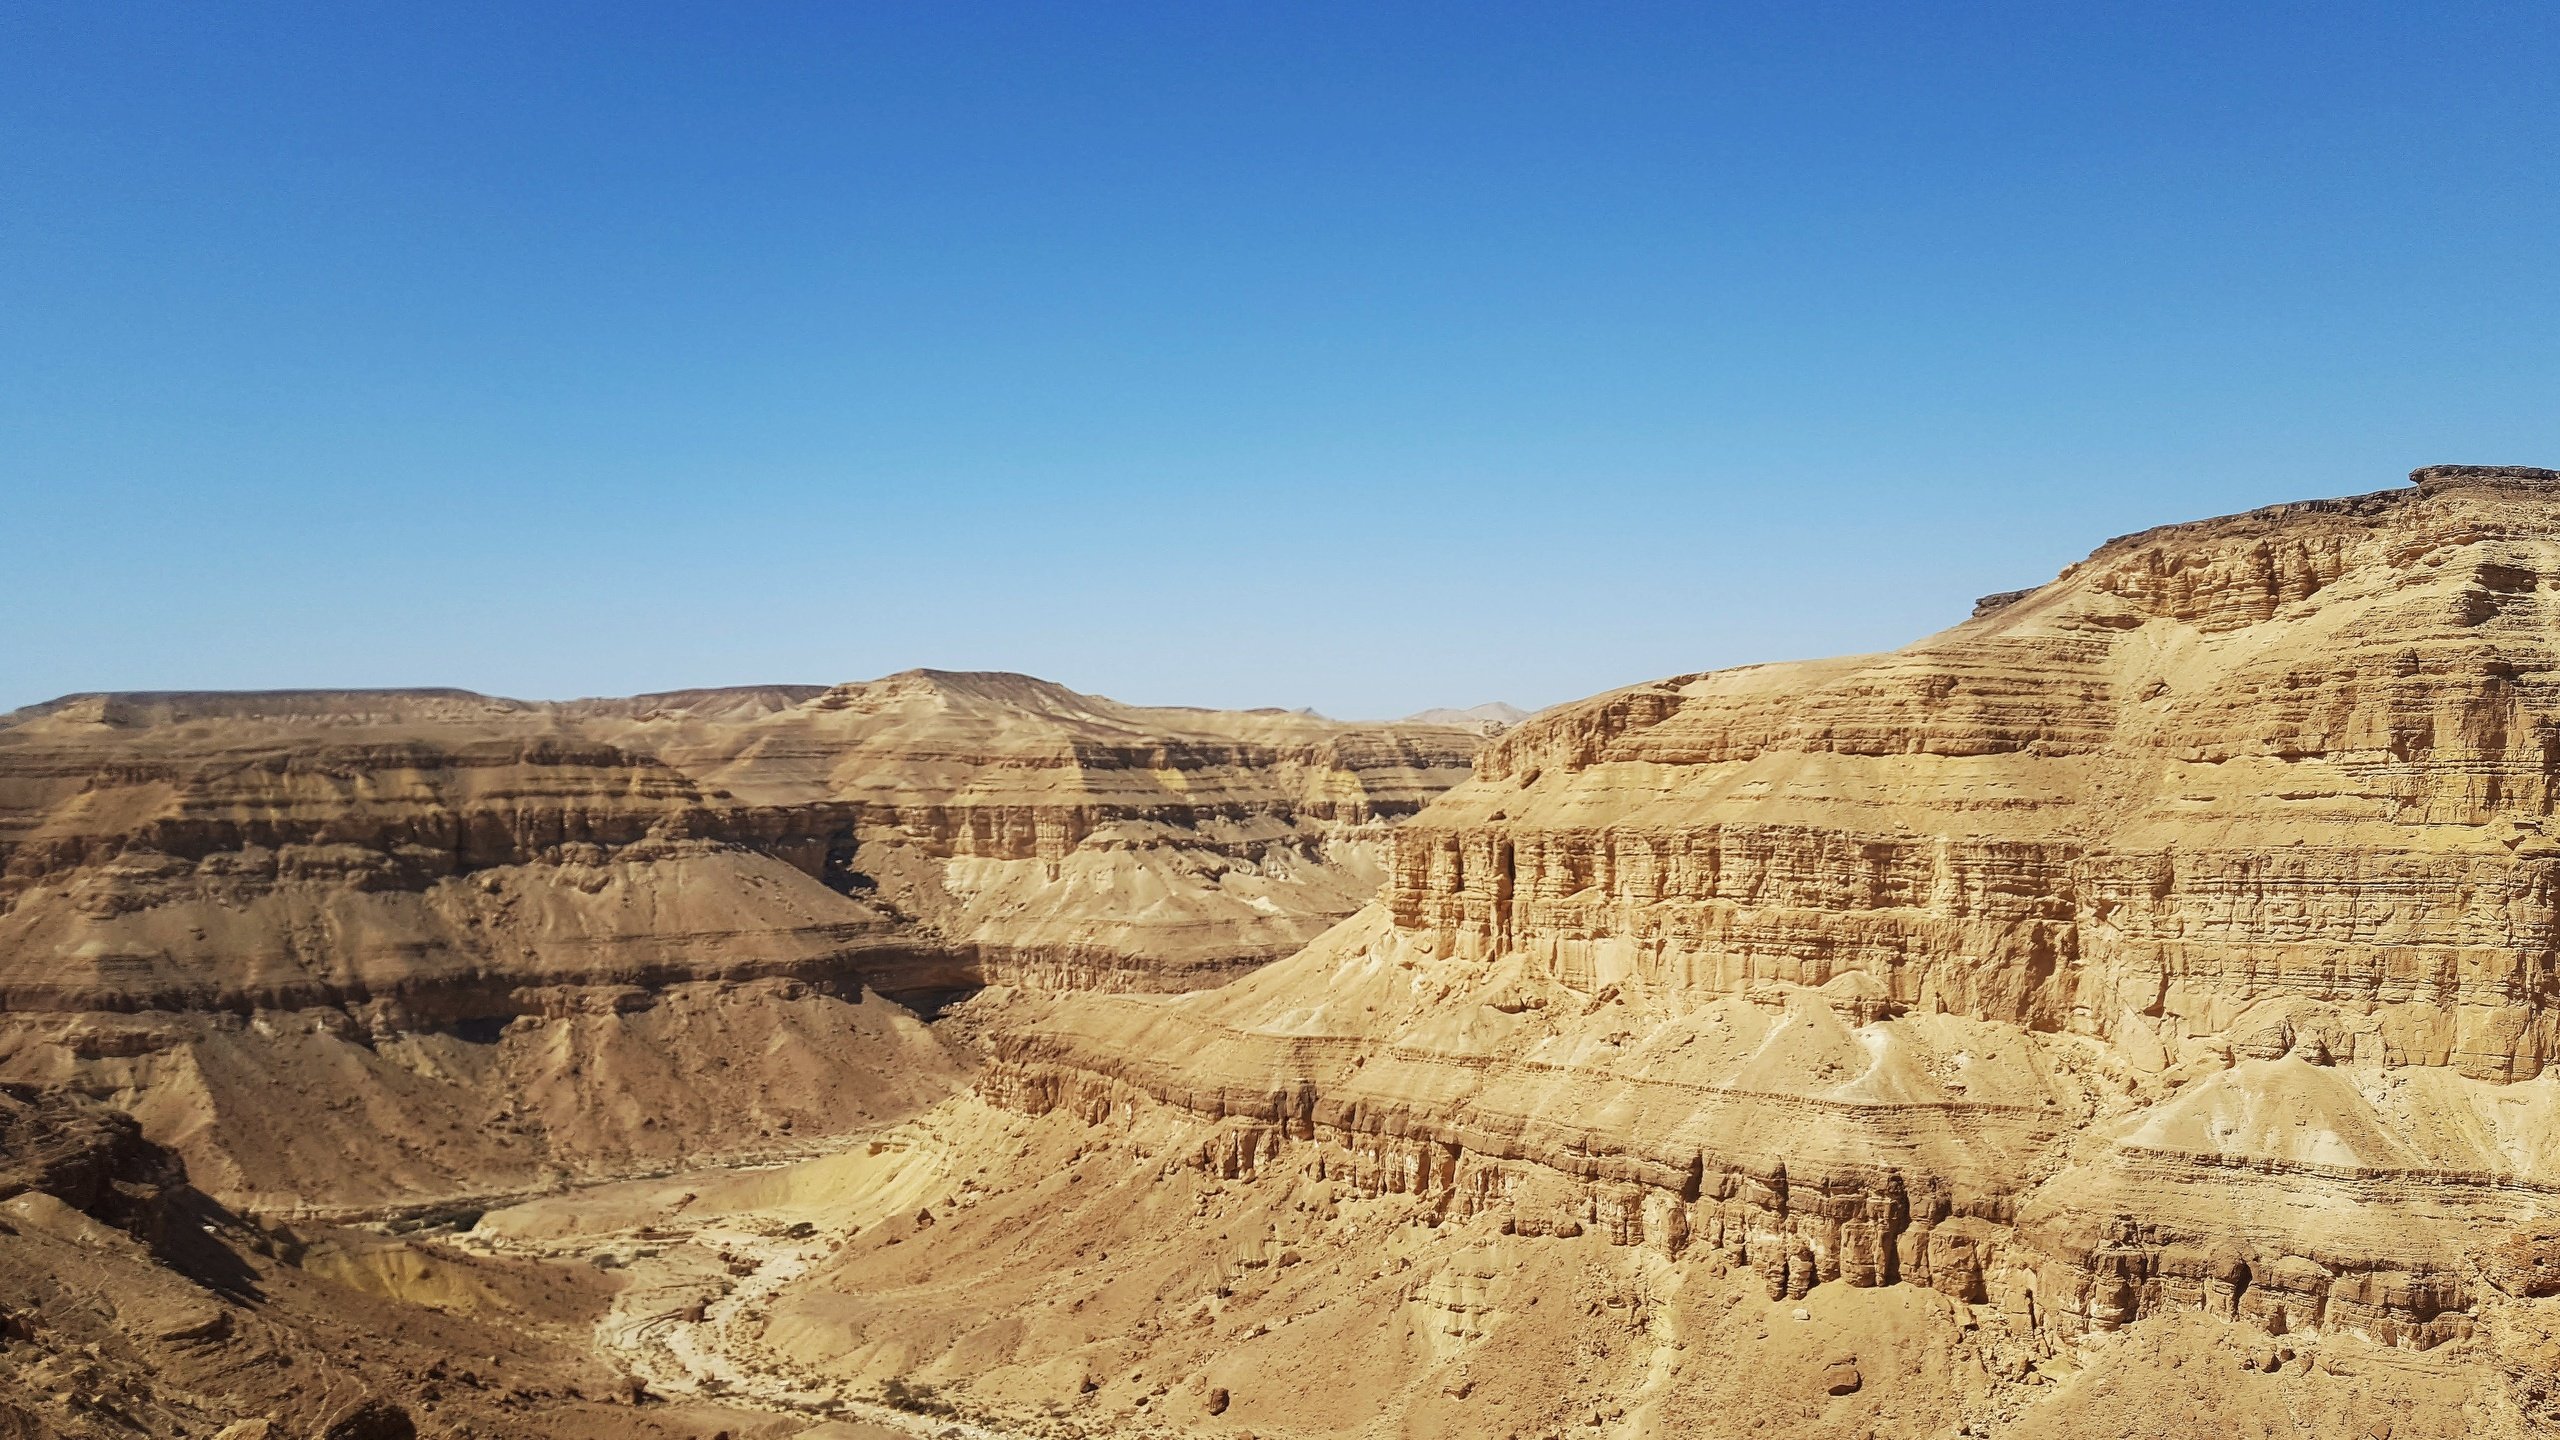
(912, 466), (2560, 1428)
(1399, 703), (1532, 734)
(0, 672), (1479, 1215)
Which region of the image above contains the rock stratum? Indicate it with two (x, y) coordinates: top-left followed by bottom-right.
(0, 672), (1479, 1215)
(823, 464), (2560, 1437)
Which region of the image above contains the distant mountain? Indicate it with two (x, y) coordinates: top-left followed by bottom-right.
(1398, 701), (1531, 732)
(0, 666), (1487, 1215)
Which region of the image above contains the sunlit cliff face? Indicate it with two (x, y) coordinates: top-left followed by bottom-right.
(0, 674), (1482, 1215)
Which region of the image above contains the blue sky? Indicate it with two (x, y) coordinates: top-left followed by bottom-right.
(4, 2), (2555, 717)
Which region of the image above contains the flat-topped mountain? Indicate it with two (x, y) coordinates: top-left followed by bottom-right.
(1405, 461), (2560, 1079)
(0, 670), (1482, 1214)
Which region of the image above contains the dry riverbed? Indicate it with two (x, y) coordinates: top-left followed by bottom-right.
(454, 1100), (1034, 1440)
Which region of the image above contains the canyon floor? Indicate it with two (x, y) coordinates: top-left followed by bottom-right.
(348, 1028), (2550, 1440)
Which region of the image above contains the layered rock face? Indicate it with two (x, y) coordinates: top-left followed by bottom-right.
(589, 669), (1477, 990)
(0, 674), (1477, 1213)
(0, 687), (907, 1013)
(26, 466), (2560, 1434)
(977, 466), (2560, 1386)
(0, 673), (1474, 1008)
(1400, 463), (2560, 1082)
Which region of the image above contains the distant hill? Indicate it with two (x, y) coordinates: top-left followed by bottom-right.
(1398, 701), (1531, 732)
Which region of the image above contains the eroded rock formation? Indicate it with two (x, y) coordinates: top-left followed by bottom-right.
(0, 673), (1479, 1213)
(967, 466), (2560, 1383)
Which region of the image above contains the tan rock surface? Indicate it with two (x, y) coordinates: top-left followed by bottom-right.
(588, 669), (1478, 990)
(0, 673), (1479, 1214)
(0, 672), (1474, 1008)
(735, 463), (2560, 1436)
(0, 1082), (790, 1438)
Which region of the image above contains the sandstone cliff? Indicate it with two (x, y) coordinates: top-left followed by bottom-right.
(0, 674), (1479, 1214)
(583, 669), (1476, 991)
(25, 467), (2560, 1437)
(859, 465), (2560, 1435)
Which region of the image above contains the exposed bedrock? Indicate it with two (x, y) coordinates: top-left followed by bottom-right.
(974, 465), (2560, 1357)
(0, 977), (962, 1219)
(0, 1079), (722, 1436)
(0, 673), (1481, 1213)
(1394, 466), (2560, 1082)
(1390, 825), (2560, 1078)
(981, 997), (2479, 1353)
(0, 670), (1479, 1010)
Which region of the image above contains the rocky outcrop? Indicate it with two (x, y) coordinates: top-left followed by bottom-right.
(0, 1085), (185, 1243)
(0, 673), (1477, 1011)
(0, 687), (891, 1015)
(1399, 464), (2560, 1082)
(972, 465), (2560, 1360)
(0, 673), (1480, 1213)
(604, 669), (1478, 990)
(0, 1083), (748, 1437)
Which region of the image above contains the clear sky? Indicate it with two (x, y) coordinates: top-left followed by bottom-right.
(4, 3), (2555, 718)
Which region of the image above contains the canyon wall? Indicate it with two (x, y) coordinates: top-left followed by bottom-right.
(590, 668), (1476, 991)
(0, 673), (1479, 1213)
(1393, 464), (2560, 1079)
(976, 465), (2560, 1370)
